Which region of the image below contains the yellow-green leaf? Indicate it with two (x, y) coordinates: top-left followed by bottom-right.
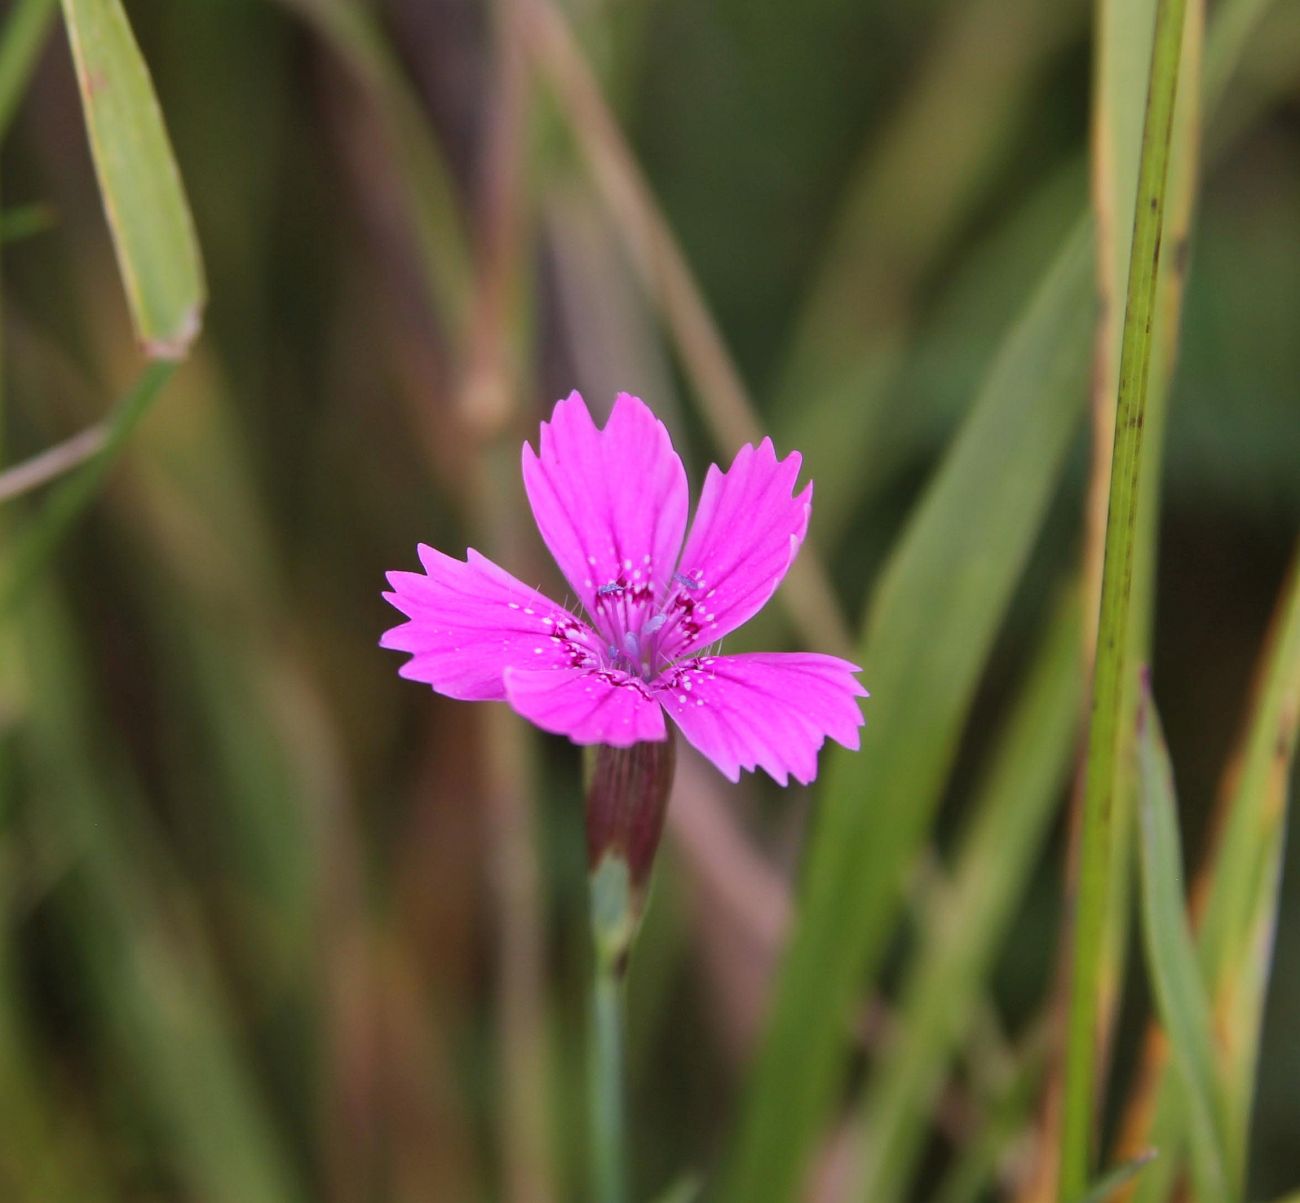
(61, 0), (205, 357)
(1135, 682), (1232, 1203)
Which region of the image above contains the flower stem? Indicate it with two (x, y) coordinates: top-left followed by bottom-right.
(588, 940), (628, 1203)
(582, 737), (675, 1203)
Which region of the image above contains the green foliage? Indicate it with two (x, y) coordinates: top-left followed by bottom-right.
(0, 1), (1297, 1201)
(720, 217), (1093, 1203)
(1135, 687), (1231, 1201)
(1061, 0), (1193, 1191)
(59, 0), (204, 356)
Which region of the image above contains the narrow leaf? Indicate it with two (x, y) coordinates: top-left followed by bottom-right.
(60, 0), (205, 357)
(1072, 1150), (1158, 1203)
(1059, 0), (1190, 1190)
(854, 583), (1082, 1202)
(1202, 546), (1300, 1181)
(1135, 682), (1231, 1202)
(0, 0), (58, 143)
(720, 221), (1093, 1203)
(1124, 545), (1300, 1203)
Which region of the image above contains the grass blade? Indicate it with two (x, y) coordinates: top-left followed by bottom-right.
(854, 583), (1082, 1202)
(60, 0), (205, 357)
(719, 220), (1093, 1203)
(1134, 684), (1231, 1201)
(1058, 0), (1189, 1190)
(1121, 546), (1300, 1200)
(0, 0), (58, 143)
(1073, 1150), (1159, 1203)
(1198, 547), (1300, 1175)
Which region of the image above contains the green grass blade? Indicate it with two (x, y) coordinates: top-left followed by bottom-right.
(0, 0), (57, 143)
(854, 583), (1082, 1203)
(1194, 545), (1300, 1187)
(1209, 549), (1300, 1185)
(719, 220), (1093, 1203)
(1126, 546), (1300, 1203)
(60, 0), (205, 357)
(1197, 544), (1300, 1026)
(1073, 1150), (1159, 1203)
(1058, 0), (1189, 1190)
(1, 361), (174, 614)
(774, 0), (1252, 555)
(1134, 685), (1231, 1202)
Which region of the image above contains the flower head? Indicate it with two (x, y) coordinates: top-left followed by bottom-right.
(381, 392), (867, 784)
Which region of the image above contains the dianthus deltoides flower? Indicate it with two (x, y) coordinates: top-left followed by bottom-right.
(381, 392), (867, 785)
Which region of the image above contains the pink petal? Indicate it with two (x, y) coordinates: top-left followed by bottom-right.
(657, 439), (812, 661)
(503, 666), (668, 747)
(653, 653), (866, 785)
(381, 545), (602, 700)
(521, 392), (688, 644)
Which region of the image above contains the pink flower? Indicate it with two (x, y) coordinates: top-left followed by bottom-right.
(381, 392), (867, 785)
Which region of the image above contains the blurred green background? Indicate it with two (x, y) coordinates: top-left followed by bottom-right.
(0, 0), (1298, 1200)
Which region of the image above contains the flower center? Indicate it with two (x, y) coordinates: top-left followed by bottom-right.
(590, 569), (711, 681)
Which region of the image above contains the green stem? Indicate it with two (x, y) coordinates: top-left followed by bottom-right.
(587, 851), (637, 1203)
(1060, 0), (1188, 1193)
(589, 952), (627, 1203)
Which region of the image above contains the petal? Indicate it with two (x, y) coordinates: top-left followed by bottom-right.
(381, 545), (602, 700)
(503, 666), (668, 747)
(657, 438), (812, 661)
(521, 392), (688, 641)
(653, 652), (866, 785)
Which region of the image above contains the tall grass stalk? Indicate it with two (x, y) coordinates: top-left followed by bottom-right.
(1059, 0), (1189, 1192)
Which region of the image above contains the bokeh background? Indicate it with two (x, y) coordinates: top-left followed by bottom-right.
(1, 0), (1298, 1200)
